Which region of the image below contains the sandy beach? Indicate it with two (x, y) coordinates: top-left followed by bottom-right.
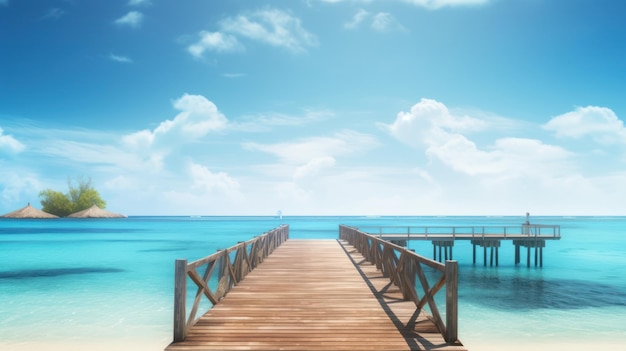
(3, 339), (626, 351)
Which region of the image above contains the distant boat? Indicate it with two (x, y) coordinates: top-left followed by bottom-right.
(277, 210), (283, 220)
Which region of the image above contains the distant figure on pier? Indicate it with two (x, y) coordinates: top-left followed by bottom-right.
(524, 212), (530, 235)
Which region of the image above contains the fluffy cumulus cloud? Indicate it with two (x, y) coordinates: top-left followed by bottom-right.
(0, 127), (25, 153)
(385, 98), (486, 147)
(115, 11), (143, 28)
(123, 94), (228, 150)
(188, 31), (243, 57)
(543, 105), (626, 145)
(385, 98), (571, 177)
(189, 8), (317, 57)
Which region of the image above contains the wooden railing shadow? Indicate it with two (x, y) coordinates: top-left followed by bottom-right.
(172, 225), (289, 342)
(340, 225), (460, 344)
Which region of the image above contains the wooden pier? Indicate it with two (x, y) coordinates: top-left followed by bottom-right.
(165, 225), (466, 351)
(357, 224), (561, 267)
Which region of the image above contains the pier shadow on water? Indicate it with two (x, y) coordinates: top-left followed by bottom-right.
(0, 267), (125, 280)
(460, 268), (626, 311)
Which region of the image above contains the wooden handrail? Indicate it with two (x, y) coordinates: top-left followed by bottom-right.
(356, 224), (561, 239)
(339, 225), (459, 343)
(173, 225), (289, 342)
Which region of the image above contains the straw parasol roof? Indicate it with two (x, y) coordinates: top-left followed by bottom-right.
(1, 203), (59, 219)
(67, 204), (126, 218)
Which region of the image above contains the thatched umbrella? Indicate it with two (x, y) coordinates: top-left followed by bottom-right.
(67, 204), (126, 218)
(1, 203), (59, 219)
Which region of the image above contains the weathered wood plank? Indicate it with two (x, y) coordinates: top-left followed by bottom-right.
(166, 239), (467, 351)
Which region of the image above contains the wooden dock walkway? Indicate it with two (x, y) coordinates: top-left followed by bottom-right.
(356, 225), (561, 267)
(165, 238), (466, 351)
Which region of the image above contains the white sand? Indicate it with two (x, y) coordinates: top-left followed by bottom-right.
(466, 340), (626, 351)
(0, 340), (169, 351)
(3, 340), (626, 351)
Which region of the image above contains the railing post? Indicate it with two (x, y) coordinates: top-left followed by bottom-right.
(445, 260), (458, 343)
(174, 259), (188, 342)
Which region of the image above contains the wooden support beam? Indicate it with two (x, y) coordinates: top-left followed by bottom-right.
(495, 246), (499, 267)
(445, 260), (459, 343)
(472, 244), (476, 264)
(484, 245), (487, 266)
(173, 259), (187, 342)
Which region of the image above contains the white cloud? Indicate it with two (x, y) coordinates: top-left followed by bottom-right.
(294, 156), (336, 179)
(543, 105), (626, 145)
(427, 135), (571, 176)
(385, 99), (572, 177)
(344, 9), (404, 32)
(371, 12), (404, 32)
(115, 11), (143, 28)
(219, 9), (318, 53)
(109, 53), (133, 63)
(123, 93), (228, 150)
(189, 162), (241, 196)
(152, 162), (243, 214)
(0, 127), (25, 153)
(0, 168), (41, 203)
(104, 175), (134, 191)
(233, 110), (333, 132)
(244, 130), (378, 164)
(385, 98), (486, 147)
(344, 9), (369, 29)
(188, 31), (243, 57)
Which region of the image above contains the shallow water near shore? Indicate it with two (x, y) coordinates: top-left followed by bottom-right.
(1, 216), (625, 350)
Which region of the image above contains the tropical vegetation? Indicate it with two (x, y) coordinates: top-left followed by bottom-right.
(39, 177), (106, 217)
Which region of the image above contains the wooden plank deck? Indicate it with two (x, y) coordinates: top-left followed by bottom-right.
(165, 239), (467, 351)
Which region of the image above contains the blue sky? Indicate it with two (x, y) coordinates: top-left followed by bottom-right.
(1, 0), (625, 216)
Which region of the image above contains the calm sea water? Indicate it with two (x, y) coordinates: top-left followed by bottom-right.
(1, 216), (625, 350)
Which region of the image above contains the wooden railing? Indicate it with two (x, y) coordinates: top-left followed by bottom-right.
(356, 224), (561, 240)
(173, 225), (289, 342)
(339, 225), (459, 343)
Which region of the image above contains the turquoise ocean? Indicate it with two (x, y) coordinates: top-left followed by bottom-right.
(1, 216), (625, 350)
